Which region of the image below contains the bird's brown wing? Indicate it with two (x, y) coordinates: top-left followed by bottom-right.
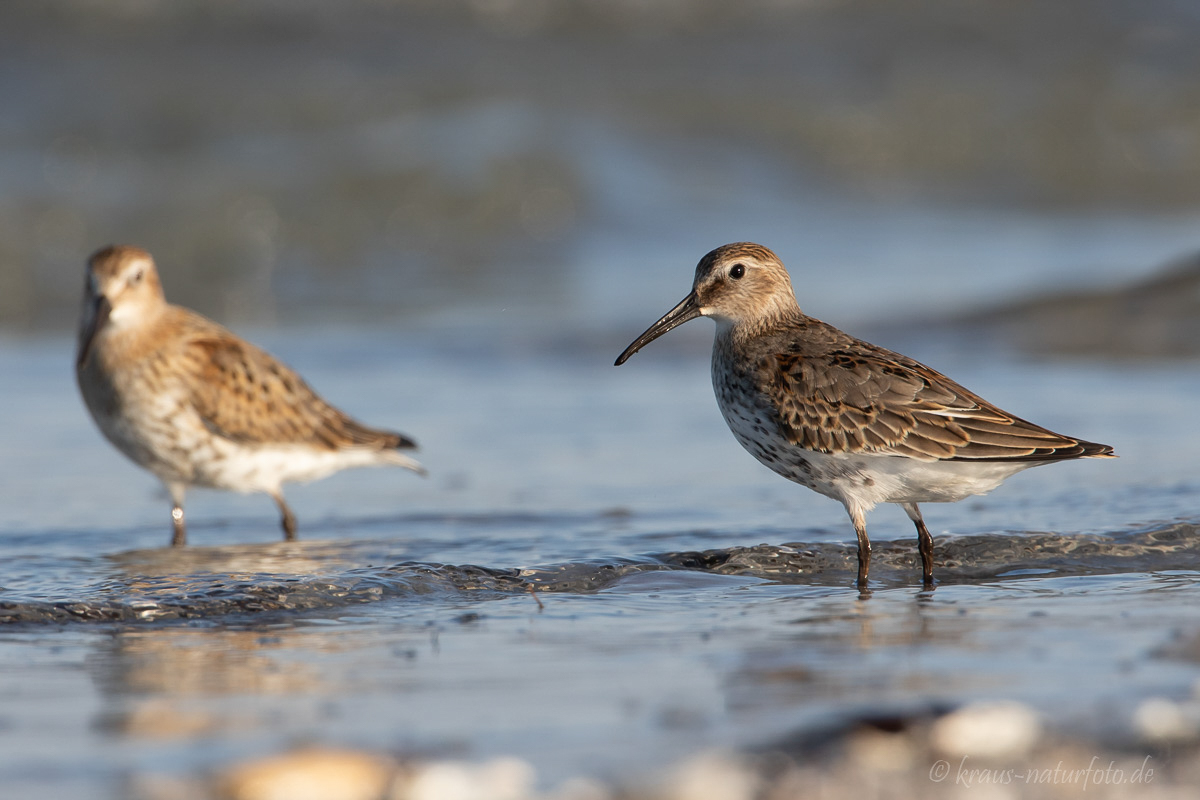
(180, 325), (414, 451)
(765, 346), (1112, 462)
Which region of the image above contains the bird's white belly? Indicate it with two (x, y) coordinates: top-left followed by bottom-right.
(195, 441), (381, 493)
(798, 449), (1036, 506)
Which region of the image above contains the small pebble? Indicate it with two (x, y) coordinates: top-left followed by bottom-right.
(847, 728), (915, 772)
(664, 751), (758, 800)
(1134, 697), (1196, 743)
(399, 757), (535, 800)
(220, 747), (394, 800)
(930, 701), (1041, 759)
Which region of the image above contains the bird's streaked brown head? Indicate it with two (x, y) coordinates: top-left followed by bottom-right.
(76, 245), (166, 369)
(615, 242), (800, 365)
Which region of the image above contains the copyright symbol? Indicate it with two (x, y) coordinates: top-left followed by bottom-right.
(930, 760), (950, 782)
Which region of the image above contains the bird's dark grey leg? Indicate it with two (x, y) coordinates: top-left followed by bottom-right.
(168, 483), (187, 547)
(903, 503), (935, 586)
(849, 507), (871, 587)
(171, 504), (186, 547)
(272, 492), (297, 541)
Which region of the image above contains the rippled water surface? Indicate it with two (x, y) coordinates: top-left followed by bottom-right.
(2, 325), (1200, 797)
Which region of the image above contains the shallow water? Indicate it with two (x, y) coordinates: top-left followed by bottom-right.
(2, 324), (1199, 797)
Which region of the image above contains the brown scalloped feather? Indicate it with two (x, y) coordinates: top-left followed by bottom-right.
(763, 331), (1114, 463)
(175, 312), (416, 452)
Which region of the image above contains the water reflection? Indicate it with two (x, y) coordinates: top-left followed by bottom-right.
(90, 622), (435, 746)
(95, 627), (335, 700)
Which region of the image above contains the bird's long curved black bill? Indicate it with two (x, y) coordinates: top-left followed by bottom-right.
(614, 292), (702, 366)
(76, 294), (111, 369)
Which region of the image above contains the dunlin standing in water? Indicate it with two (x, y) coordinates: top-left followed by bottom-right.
(76, 245), (424, 546)
(615, 243), (1114, 587)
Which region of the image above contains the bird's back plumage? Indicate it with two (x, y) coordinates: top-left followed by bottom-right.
(728, 316), (1113, 464)
(181, 313), (416, 453)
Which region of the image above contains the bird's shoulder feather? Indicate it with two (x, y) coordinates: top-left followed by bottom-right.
(168, 308), (412, 451)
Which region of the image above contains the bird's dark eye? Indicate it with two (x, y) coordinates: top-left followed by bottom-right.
(729, 263), (745, 279)
(131, 269), (143, 284)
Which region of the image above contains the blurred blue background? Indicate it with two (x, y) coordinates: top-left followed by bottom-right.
(3, 0), (1200, 344)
